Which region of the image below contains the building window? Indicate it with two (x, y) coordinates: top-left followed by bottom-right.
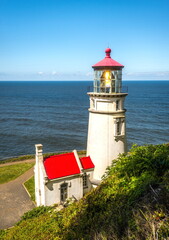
(60, 183), (68, 202)
(116, 100), (120, 111)
(83, 173), (88, 188)
(117, 121), (121, 135)
(114, 118), (125, 138)
(92, 99), (95, 108)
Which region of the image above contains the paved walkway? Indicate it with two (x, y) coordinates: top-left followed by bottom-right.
(0, 162), (35, 229)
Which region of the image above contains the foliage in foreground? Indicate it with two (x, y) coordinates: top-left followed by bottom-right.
(2, 144), (169, 240)
(0, 163), (34, 184)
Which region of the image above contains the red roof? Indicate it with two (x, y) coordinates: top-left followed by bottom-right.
(92, 48), (124, 69)
(80, 156), (95, 170)
(44, 153), (80, 179)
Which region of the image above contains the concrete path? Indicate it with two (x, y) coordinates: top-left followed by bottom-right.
(0, 165), (35, 229)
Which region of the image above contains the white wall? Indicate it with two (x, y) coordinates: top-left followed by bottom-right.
(87, 94), (127, 180)
(44, 175), (83, 206)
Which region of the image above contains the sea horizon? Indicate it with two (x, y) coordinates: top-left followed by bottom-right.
(0, 80), (169, 160)
(1, 80), (169, 82)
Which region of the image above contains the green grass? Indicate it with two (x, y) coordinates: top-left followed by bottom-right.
(24, 176), (35, 202)
(0, 163), (34, 184)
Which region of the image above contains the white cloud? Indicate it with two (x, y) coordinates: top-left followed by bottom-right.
(1, 70), (169, 81)
(123, 71), (169, 80)
(126, 71), (169, 76)
(37, 71), (44, 75)
(51, 71), (58, 75)
(86, 72), (93, 77)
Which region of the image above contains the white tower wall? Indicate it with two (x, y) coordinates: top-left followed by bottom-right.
(87, 93), (127, 180)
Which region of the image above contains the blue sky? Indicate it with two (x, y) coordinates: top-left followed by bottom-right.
(0, 0), (169, 80)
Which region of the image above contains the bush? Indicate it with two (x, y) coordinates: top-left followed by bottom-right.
(20, 205), (54, 221)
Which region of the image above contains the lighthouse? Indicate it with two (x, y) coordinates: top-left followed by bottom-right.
(86, 48), (128, 180)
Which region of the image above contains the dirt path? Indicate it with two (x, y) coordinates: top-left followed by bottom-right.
(0, 166), (35, 229)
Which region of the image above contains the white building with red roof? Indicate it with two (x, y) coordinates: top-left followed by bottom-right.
(34, 144), (94, 206)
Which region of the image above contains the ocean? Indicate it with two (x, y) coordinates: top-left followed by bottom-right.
(0, 81), (169, 160)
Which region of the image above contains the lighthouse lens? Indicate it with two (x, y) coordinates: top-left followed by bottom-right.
(104, 71), (111, 80)
(103, 71), (111, 87)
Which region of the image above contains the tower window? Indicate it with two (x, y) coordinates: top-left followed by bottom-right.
(116, 100), (120, 111)
(92, 99), (95, 108)
(117, 121), (121, 135)
(83, 173), (88, 188)
(114, 118), (125, 137)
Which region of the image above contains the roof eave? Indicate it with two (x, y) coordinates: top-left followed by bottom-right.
(92, 65), (124, 70)
(82, 167), (95, 172)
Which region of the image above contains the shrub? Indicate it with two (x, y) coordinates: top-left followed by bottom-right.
(20, 205), (54, 221)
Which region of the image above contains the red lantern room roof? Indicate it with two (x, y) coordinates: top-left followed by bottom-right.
(92, 48), (124, 69)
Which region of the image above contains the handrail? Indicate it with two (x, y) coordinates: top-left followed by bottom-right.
(87, 85), (128, 93)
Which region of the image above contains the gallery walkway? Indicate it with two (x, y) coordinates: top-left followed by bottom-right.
(0, 160), (35, 229)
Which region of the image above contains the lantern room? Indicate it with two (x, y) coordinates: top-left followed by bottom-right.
(92, 48), (124, 93)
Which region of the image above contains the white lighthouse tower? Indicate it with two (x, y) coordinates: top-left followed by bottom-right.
(87, 48), (128, 180)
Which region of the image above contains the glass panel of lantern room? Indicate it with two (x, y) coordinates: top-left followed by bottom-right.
(100, 70), (116, 93)
(111, 71), (115, 93)
(94, 70), (122, 93)
(97, 71), (102, 92)
(94, 71), (97, 92)
(99, 70), (108, 93)
(115, 70), (122, 93)
(94, 70), (101, 93)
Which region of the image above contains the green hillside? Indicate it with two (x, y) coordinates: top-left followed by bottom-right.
(1, 144), (169, 240)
